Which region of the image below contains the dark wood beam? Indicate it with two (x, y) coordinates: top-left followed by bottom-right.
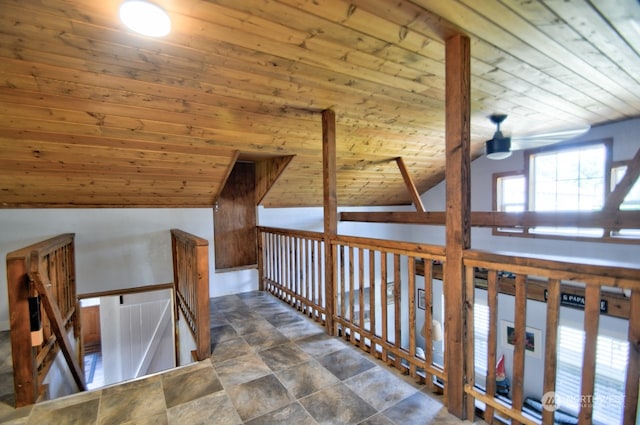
(339, 210), (640, 228)
(443, 33), (471, 420)
(604, 147), (640, 212)
(395, 157), (425, 212)
(322, 109), (337, 335)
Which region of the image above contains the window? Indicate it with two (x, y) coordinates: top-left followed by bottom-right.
(496, 174), (526, 212)
(493, 140), (639, 242)
(474, 301), (490, 385)
(556, 326), (628, 425)
(530, 144), (606, 212)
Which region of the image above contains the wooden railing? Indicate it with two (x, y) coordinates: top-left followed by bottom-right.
(258, 226), (640, 424)
(463, 251), (640, 425)
(6, 234), (86, 407)
(258, 228), (327, 322)
(258, 227), (447, 386)
(170, 229), (210, 362)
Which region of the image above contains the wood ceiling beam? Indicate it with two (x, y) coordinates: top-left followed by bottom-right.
(395, 157), (425, 212)
(340, 210), (640, 229)
(603, 148), (640, 212)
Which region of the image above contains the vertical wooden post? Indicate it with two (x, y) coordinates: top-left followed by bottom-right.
(443, 33), (471, 419)
(485, 270), (499, 422)
(543, 278), (561, 425)
(579, 284), (601, 424)
(171, 232), (180, 366)
(195, 242), (211, 361)
(257, 229), (264, 291)
(7, 255), (37, 407)
(323, 109), (337, 335)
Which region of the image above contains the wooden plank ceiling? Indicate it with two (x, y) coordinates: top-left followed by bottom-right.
(0, 0), (639, 208)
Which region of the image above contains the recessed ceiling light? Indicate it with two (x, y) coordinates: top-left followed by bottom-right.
(119, 0), (171, 37)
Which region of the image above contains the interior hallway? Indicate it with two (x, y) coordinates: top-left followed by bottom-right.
(0, 291), (483, 424)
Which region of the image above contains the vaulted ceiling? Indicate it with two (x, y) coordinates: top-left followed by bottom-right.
(1, 0), (639, 208)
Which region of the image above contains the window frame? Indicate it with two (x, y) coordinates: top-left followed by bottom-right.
(492, 138), (640, 243)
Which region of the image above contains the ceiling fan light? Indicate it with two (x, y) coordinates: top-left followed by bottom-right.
(485, 138), (512, 160)
(119, 1), (171, 37)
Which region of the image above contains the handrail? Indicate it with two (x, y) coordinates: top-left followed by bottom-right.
(78, 282), (174, 300)
(170, 229), (210, 362)
(6, 233), (82, 407)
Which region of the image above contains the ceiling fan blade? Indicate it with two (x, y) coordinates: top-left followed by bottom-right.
(510, 124), (590, 151)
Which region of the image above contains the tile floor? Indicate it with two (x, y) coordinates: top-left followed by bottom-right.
(0, 291), (482, 425)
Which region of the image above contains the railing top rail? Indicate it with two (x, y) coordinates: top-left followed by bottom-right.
(259, 227), (447, 258)
(258, 226), (324, 241)
(464, 249), (640, 285)
(78, 282), (174, 300)
(333, 234), (446, 259)
(170, 229), (208, 246)
(6, 233), (75, 261)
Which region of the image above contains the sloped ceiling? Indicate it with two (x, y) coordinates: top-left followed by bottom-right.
(0, 0), (639, 208)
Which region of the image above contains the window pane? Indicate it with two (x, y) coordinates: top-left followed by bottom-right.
(556, 326), (628, 424)
(497, 175), (525, 212)
(531, 145), (605, 213)
(557, 151), (579, 181)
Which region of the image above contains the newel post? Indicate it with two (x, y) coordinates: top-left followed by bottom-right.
(322, 109), (337, 335)
(444, 33), (472, 419)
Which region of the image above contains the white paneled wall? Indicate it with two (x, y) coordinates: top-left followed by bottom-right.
(101, 289), (174, 386)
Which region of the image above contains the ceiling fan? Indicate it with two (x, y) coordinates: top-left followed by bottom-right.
(484, 113), (591, 160)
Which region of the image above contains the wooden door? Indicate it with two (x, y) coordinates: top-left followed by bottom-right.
(214, 161), (257, 270)
(81, 305), (101, 353)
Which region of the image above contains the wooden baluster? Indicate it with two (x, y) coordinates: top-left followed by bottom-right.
(369, 250), (376, 354)
(542, 278), (560, 425)
(393, 254), (401, 369)
(257, 230), (264, 291)
(315, 240), (321, 319)
(465, 265), (476, 420)
(423, 259), (434, 390)
(578, 284), (600, 425)
(277, 234), (283, 294)
(511, 273), (527, 425)
(305, 238), (310, 312)
(349, 246), (356, 344)
(287, 236), (293, 304)
(485, 270), (499, 424)
(340, 245), (346, 321)
(284, 235), (290, 302)
(381, 252), (388, 363)
(273, 233), (277, 291)
(297, 237), (301, 305)
(408, 256), (416, 378)
(358, 248), (365, 347)
(311, 239), (317, 318)
(331, 242), (339, 334)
